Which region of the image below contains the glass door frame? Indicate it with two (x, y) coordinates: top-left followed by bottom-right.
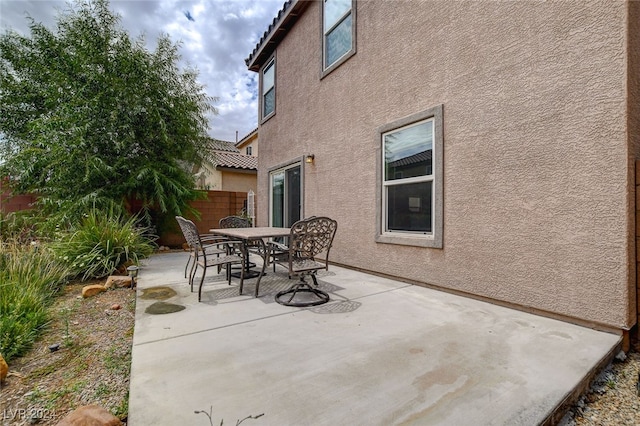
(268, 157), (305, 228)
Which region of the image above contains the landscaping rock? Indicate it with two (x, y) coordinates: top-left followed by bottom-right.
(56, 404), (122, 426)
(0, 353), (8, 382)
(110, 304), (121, 310)
(104, 276), (132, 289)
(82, 284), (106, 298)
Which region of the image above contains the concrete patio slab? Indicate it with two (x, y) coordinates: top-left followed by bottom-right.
(128, 252), (621, 425)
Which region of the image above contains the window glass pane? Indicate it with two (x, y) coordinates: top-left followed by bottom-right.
(325, 13), (352, 68)
(263, 61), (274, 91)
(384, 120), (433, 181)
(285, 166), (301, 226)
(387, 181), (432, 233)
(271, 172), (284, 228)
(324, 0), (351, 31)
(263, 87), (275, 117)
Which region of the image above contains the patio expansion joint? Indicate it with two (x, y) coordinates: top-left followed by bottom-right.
(133, 309), (306, 347)
(329, 283), (413, 301)
(133, 283), (413, 347)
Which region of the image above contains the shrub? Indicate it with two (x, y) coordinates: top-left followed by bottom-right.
(52, 209), (156, 280)
(0, 210), (42, 244)
(0, 243), (70, 361)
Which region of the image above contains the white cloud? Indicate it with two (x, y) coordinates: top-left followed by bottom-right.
(0, 0), (284, 141)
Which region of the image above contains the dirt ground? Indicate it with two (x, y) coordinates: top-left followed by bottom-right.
(1, 281), (135, 426)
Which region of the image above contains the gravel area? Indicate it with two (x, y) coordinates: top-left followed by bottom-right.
(560, 341), (640, 426)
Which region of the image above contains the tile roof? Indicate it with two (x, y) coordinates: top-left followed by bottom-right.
(210, 138), (240, 153)
(214, 151), (257, 171)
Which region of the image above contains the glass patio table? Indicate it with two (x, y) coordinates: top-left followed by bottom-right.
(208, 227), (290, 297)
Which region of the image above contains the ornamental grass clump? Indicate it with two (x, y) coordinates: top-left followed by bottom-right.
(52, 209), (156, 280)
(0, 242), (70, 361)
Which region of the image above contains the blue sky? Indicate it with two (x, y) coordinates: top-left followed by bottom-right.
(0, 0), (285, 142)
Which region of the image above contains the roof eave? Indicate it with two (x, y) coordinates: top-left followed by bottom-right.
(216, 166), (258, 174)
(245, 0), (311, 72)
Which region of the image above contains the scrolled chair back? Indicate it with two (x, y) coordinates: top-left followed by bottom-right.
(219, 216), (251, 229)
(176, 216), (201, 249)
(290, 216), (337, 260)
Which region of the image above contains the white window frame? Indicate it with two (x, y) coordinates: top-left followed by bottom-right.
(321, 0), (356, 78)
(376, 105), (444, 248)
(261, 56), (275, 121)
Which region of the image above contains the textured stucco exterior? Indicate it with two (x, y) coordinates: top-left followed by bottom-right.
(236, 130), (259, 157)
(221, 170), (257, 194)
(252, 1), (639, 330)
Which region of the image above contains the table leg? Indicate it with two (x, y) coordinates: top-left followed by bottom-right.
(254, 239), (268, 297)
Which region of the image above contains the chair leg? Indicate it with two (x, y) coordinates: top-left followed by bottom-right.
(275, 275), (330, 307)
(198, 265), (207, 302)
(190, 263), (198, 292)
(184, 252), (191, 279)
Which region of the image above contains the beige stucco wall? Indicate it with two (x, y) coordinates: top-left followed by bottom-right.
(197, 163), (223, 190)
(222, 171), (257, 194)
(196, 164), (256, 193)
(256, 1), (636, 329)
(238, 133), (259, 157)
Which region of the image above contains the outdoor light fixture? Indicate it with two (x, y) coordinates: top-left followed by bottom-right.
(127, 265), (139, 289)
(305, 154), (315, 164)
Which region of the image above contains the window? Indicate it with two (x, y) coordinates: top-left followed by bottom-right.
(246, 146), (252, 156)
(322, 0), (355, 75)
(261, 57), (275, 120)
(376, 105), (443, 248)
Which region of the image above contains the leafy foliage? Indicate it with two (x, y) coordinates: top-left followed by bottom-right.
(0, 210), (42, 243)
(51, 208), (156, 280)
(0, 242), (69, 361)
(0, 0), (215, 228)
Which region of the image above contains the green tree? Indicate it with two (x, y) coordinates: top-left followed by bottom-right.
(0, 0), (215, 228)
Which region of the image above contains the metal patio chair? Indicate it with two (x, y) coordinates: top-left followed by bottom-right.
(175, 216), (244, 302)
(219, 215), (262, 277)
(176, 216), (228, 280)
(270, 216), (337, 307)
(219, 215), (251, 228)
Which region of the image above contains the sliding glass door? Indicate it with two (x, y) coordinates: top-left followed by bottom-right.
(270, 163), (301, 227)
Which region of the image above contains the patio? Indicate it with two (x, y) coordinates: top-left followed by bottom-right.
(128, 251), (621, 425)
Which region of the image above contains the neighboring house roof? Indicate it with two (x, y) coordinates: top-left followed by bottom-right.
(388, 150), (432, 168)
(210, 138), (240, 153)
(213, 151), (257, 171)
(245, 0), (310, 71)
(236, 128), (258, 149)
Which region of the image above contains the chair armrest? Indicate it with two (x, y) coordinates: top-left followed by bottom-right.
(268, 241), (289, 252)
(200, 235), (230, 243)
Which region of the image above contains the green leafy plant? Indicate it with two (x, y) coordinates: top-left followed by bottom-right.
(0, 210), (42, 244)
(60, 307), (74, 347)
(52, 208), (156, 280)
(0, 0), (215, 231)
(0, 242), (70, 361)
